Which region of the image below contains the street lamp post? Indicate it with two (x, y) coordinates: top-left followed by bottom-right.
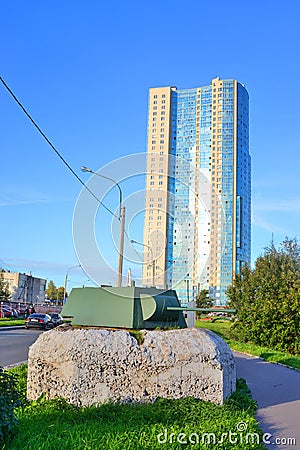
(81, 166), (125, 288)
(64, 264), (81, 304)
(117, 205), (126, 288)
(130, 239), (155, 287)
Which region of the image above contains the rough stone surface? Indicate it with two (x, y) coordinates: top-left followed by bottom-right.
(27, 326), (236, 406)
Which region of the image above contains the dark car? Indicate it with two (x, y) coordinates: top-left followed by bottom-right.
(2, 307), (18, 318)
(48, 313), (64, 327)
(25, 313), (55, 330)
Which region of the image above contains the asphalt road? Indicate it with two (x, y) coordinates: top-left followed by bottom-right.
(234, 351), (300, 450)
(0, 328), (42, 367)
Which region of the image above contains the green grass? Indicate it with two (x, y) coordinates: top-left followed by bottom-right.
(129, 329), (144, 345)
(0, 319), (25, 327)
(196, 319), (300, 370)
(3, 366), (264, 450)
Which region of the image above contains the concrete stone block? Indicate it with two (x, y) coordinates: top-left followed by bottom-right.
(27, 326), (236, 406)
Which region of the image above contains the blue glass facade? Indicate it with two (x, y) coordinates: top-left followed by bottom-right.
(236, 83), (251, 273)
(163, 78), (250, 305)
(219, 80), (235, 302)
(167, 89), (197, 302)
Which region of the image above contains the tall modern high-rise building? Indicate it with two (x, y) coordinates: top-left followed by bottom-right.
(143, 77), (251, 305)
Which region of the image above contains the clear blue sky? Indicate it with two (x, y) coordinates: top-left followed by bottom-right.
(1, 0), (300, 290)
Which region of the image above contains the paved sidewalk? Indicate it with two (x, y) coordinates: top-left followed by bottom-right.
(234, 351), (300, 450)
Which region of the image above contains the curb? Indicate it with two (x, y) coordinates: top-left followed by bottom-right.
(233, 350), (300, 373)
(0, 326), (25, 331)
(4, 360), (28, 369)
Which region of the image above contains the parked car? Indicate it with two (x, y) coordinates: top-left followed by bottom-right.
(48, 313), (64, 327)
(2, 307), (18, 318)
(25, 313), (55, 330)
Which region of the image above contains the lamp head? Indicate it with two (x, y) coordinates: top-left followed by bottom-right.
(81, 166), (92, 173)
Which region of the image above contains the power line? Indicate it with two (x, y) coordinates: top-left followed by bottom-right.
(0, 76), (119, 220)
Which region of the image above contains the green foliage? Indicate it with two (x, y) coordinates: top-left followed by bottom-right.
(57, 286), (65, 301)
(195, 289), (213, 318)
(226, 378), (258, 415)
(196, 319), (300, 370)
(227, 237), (300, 355)
(6, 365), (28, 407)
(0, 273), (10, 301)
(0, 367), (22, 446)
(46, 280), (57, 301)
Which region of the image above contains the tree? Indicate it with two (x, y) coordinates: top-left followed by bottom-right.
(196, 289), (213, 308)
(57, 287), (65, 302)
(195, 289), (213, 318)
(46, 280), (57, 301)
(227, 237), (300, 354)
(0, 274), (10, 301)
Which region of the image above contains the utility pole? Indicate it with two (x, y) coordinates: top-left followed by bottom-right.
(152, 257), (155, 288)
(186, 279), (190, 303)
(117, 206), (126, 288)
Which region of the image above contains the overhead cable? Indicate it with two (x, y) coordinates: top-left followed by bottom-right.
(0, 76), (118, 219)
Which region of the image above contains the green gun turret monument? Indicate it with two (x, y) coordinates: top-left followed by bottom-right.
(61, 286), (187, 329)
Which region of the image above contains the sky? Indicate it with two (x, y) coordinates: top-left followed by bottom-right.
(1, 0), (300, 291)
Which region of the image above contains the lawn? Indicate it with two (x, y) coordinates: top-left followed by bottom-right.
(196, 319), (300, 371)
(2, 365), (265, 449)
(0, 318), (25, 327)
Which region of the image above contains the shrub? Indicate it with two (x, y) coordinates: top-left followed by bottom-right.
(227, 237), (300, 354)
(0, 366), (22, 445)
